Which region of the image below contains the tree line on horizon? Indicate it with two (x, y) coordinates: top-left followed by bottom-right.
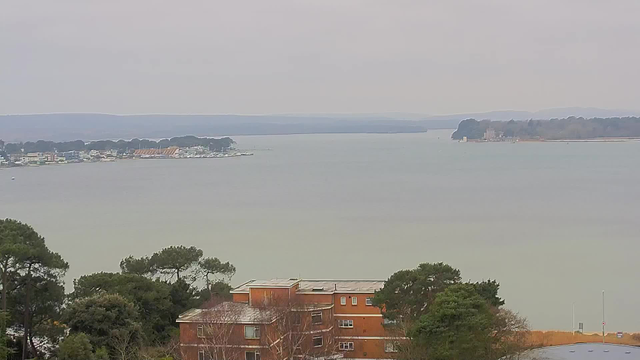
(0, 136), (236, 155)
(451, 116), (640, 140)
(0, 219), (530, 360)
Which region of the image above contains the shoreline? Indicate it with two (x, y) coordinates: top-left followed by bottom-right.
(0, 151), (254, 170)
(464, 137), (640, 143)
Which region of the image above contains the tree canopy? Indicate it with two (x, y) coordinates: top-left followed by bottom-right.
(372, 262), (461, 320)
(149, 246), (203, 281)
(58, 333), (94, 360)
(118, 256), (152, 277)
(70, 272), (176, 343)
(64, 293), (143, 353)
(410, 284), (495, 360)
(0, 219), (68, 360)
(73, 245), (235, 353)
(373, 262), (527, 360)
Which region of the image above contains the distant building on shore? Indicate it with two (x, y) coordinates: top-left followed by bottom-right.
(134, 146), (179, 157)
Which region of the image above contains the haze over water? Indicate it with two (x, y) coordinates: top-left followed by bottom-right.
(1, 130), (639, 332)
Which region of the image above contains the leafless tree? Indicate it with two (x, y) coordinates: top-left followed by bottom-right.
(490, 309), (532, 360)
(110, 328), (140, 360)
(140, 336), (183, 360)
(200, 302), (247, 360)
(263, 297), (338, 360)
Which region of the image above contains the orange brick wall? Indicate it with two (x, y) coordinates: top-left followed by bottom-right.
(250, 288), (291, 307)
(297, 293), (334, 304)
(336, 316), (386, 337)
(338, 339), (395, 359)
(334, 294), (379, 314)
(233, 293), (249, 303)
(180, 322), (271, 347)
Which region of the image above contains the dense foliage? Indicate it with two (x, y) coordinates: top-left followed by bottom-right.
(451, 117), (640, 140)
(2, 136), (235, 154)
(57, 333), (94, 360)
(64, 294), (143, 353)
(70, 273), (177, 344)
(373, 262), (528, 360)
(0, 219), (69, 360)
(0, 219), (235, 360)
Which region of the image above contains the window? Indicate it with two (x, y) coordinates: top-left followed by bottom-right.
(385, 341), (399, 353)
(352, 296), (357, 305)
(245, 351), (261, 360)
(292, 312), (301, 325)
(313, 336), (323, 347)
(383, 318), (398, 325)
(338, 319), (354, 328)
(244, 326), (260, 339)
(197, 324), (204, 337)
(339, 342), (355, 351)
(340, 296), (346, 305)
(366, 297), (373, 306)
(311, 311), (322, 325)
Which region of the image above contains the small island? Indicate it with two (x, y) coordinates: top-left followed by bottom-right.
(452, 116), (640, 141)
(0, 135), (253, 167)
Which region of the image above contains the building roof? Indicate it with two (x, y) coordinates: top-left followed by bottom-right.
(297, 280), (384, 294)
(525, 343), (640, 359)
(177, 302), (279, 324)
(133, 147), (178, 156)
(231, 279), (385, 294)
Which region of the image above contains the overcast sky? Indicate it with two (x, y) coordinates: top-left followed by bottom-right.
(2, 0), (639, 115)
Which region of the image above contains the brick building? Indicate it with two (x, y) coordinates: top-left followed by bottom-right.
(178, 279), (402, 360)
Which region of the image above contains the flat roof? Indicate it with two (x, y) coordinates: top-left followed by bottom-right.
(177, 302), (279, 324)
(232, 279), (384, 294)
(231, 279), (300, 293)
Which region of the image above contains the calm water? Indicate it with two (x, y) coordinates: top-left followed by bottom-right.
(1, 130), (639, 332)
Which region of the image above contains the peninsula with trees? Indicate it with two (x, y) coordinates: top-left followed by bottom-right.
(452, 116), (640, 141)
(0, 136), (252, 168)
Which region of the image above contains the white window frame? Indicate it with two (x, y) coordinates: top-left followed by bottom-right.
(340, 296), (346, 305)
(313, 336), (323, 348)
(197, 324), (204, 337)
(244, 325), (260, 339)
(352, 296), (357, 305)
(311, 311), (322, 325)
(245, 351), (261, 360)
(385, 341), (399, 353)
(366, 297), (373, 306)
(339, 342), (354, 351)
(383, 318), (398, 325)
(338, 319), (354, 328)
(198, 350), (205, 360)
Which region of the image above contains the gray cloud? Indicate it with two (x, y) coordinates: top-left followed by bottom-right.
(1, 0), (639, 115)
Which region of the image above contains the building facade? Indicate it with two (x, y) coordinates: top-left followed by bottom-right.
(178, 279), (402, 360)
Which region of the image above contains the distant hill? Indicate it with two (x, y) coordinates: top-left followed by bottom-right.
(424, 107), (640, 122)
(0, 114), (440, 142)
(2, 108), (638, 142)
